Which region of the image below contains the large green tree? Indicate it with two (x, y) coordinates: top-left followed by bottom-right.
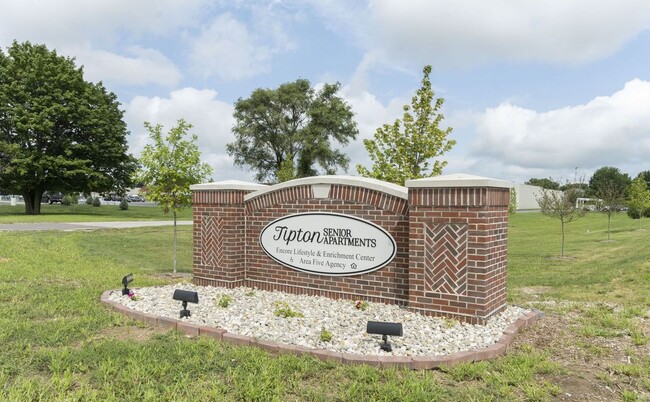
(137, 119), (212, 273)
(588, 166), (631, 198)
(227, 79), (358, 183)
(0, 41), (136, 214)
(356, 65), (455, 185)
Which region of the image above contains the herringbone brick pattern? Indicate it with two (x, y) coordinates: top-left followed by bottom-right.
(202, 217), (224, 267)
(424, 223), (468, 295)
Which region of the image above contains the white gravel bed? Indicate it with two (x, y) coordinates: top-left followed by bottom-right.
(108, 283), (529, 357)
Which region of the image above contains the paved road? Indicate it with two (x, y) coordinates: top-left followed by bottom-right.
(0, 221), (192, 231)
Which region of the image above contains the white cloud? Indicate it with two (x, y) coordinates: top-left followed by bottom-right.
(0, 0), (206, 46)
(190, 7), (295, 80)
(124, 88), (249, 181)
(0, 0), (205, 87)
(365, 0), (650, 68)
(471, 79), (650, 178)
(69, 46), (182, 87)
(189, 13), (272, 81)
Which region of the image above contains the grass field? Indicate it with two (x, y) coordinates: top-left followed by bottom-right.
(0, 208), (649, 401)
(0, 204), (192, 223)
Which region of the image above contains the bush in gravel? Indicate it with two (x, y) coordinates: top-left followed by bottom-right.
(273, 301), (304, 318)
(320, 328), (333, 342)
(217, 295), (233, 308)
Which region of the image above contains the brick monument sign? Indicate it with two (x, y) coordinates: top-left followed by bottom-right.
(191, 174), (510, 324)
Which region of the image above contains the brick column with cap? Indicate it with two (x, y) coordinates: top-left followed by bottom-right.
(190, 180), (267, 288)
(406, 174), (511, 324)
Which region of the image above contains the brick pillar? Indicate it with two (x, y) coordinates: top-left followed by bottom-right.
(190, 181), (268, 288)
(406, 174), (510, 324)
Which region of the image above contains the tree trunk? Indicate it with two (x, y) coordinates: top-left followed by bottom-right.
(22, 189), (43, 215)
(607, 213), (612, 241)
(173, 211), (177, 274)
(562, 221), (564, 257)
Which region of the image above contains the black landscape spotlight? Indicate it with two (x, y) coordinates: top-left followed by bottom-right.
(173, 289), (199, 318)
(366, 321), (403, 352)
(121, 274), (133, 295)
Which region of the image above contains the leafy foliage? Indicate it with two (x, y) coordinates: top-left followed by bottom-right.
(319, 328), (333, 342)
(119, 198), (129, 210)
(589, 166), (631, 198)
(137, 119), (212, 272)
(227, 79), (358, 183)
(509, 187), (518, 214)
(628, 176), (650, 220)
(273, 301), (304, 318)
(357, 65), (455, 185)
(217, 295), (233, 308)
(525, 177), (560, 190)
(0, 41), (137, 214)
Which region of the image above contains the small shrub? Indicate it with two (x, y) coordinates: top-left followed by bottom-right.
(273, 301), (303, 318)
(92, 197), (101, 207)
(119, 198), (129, 210)
(85, 196), (93, 205)
(354, 300), (369, 311)
(320, 328), (333, 342)
(217, 295), (233, 308)
(443, 318), (458, 328)
(61, 195), (72, 205)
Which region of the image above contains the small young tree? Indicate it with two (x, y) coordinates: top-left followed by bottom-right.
(537, 187), (585, 257)
(596, 179), (627, 240)
(628, 176), (650, 228)
(356, 65), (455, 185)
(508, 187), (518, 215)
(137, 119), (213, 273)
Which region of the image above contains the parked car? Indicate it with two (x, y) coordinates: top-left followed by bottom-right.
(43, 192), (63, 204)
(127, 195), (144, 202)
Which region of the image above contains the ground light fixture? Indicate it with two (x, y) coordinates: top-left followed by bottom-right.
(121, 274), (133, 295)
(173, 289), (199, 318)
(366, 321), (403, 352)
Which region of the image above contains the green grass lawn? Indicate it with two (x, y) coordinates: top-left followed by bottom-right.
(508, 212), (650, 306)
(0, 203), (193, 223)
(0, 210), (648, 400)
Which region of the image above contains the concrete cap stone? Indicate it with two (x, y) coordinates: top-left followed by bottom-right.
(405, 173), (511, 189)
(244, 175), (408, 201)
(190, 180), (268, 192)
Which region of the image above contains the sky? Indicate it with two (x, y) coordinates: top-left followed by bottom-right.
(1, 0), (650, 185)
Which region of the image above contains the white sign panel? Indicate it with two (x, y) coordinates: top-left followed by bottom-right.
(259, 212), (397, 276)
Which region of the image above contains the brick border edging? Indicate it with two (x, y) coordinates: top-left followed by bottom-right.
(101, 290), (543, 370)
